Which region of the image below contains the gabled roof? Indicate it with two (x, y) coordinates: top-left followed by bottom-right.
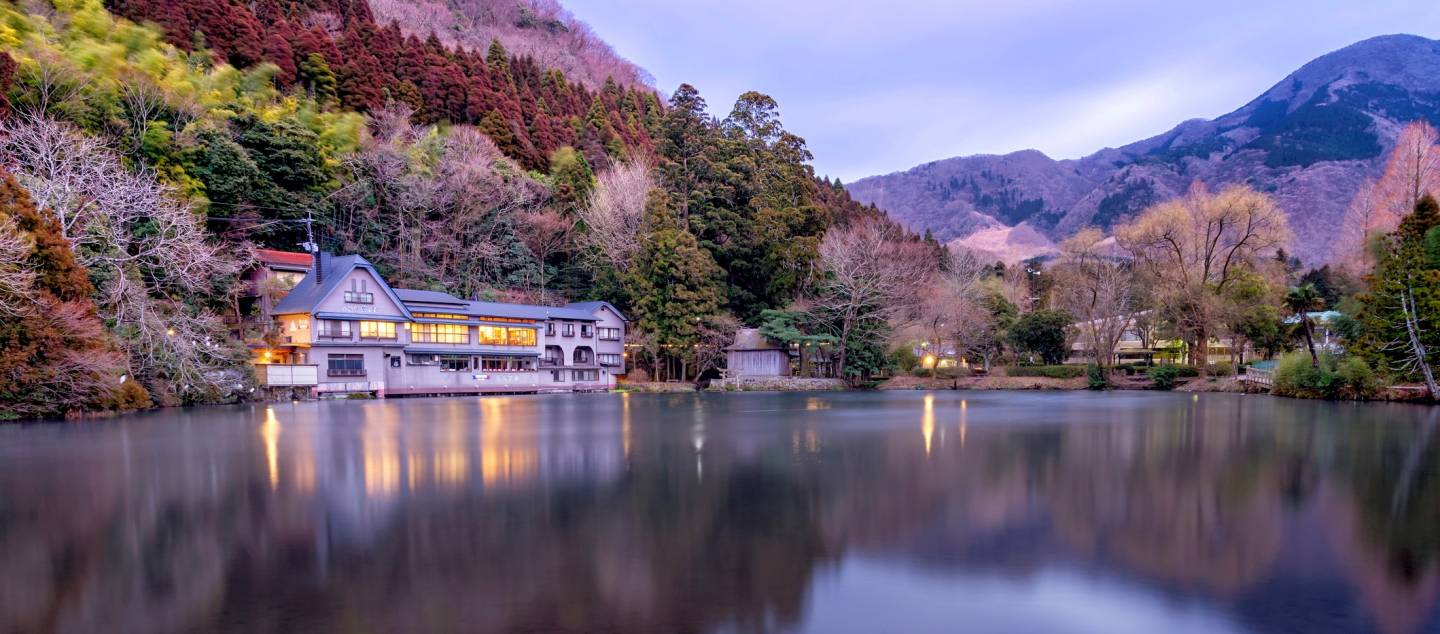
(727, 328), (785, 351)
(272, 254), (412, 318)
(567, 301), (628, 322)
(395, 288), (469, 306)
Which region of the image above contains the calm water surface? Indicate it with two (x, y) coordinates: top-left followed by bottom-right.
(2, 391), (1439, 633)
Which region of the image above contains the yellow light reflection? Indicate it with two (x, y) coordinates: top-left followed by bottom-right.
(479, 397), (537, 487)
(362, 410), (401, 497)
(922, 394), (935, 456)
(261, 407), (280, 489)
(960, 399), (968, 447)
(434, 449), (469, 487)
(622, 391), (632, 462)
(804, 397), (830, 411)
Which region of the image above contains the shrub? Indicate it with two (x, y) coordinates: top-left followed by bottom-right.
(892, 348), (919, 373)
(627, 367), (652, 383)
(1086, 364), (1107, 390)
(1148, 366), (1181, 390)
(1272, 351), (1382, 400)
(1209, 362), (1234, 377)
(911, 367), (932, 378)
(1006, 365), (1085, 379)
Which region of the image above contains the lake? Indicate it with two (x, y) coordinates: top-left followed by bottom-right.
(1, 391), (1437, 633)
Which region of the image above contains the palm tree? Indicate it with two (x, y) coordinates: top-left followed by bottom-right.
(1284, 283), (1325, 367)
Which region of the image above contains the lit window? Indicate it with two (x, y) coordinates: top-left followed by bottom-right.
(413, 312), (470, 321)
(477, 326), (507, 345)
(414, 323), (468, 344)
(359, 321), (396, 340)
(507, 328), (537, 347)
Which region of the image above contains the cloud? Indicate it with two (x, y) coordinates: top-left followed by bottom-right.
(565, 0), (1440, 181)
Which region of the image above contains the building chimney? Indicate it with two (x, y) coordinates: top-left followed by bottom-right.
(315, 251), (331, 284)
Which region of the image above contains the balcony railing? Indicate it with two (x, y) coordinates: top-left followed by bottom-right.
(540, 358), (562, 367)
(257, 364), (319, 387)
(317, 332), (352, 340)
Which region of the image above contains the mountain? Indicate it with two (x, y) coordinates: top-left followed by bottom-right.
(367, 0), (653, 89)
(847, 34), (1440, 265)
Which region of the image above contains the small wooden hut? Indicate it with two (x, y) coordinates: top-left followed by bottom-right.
(726, 329), (791, 377)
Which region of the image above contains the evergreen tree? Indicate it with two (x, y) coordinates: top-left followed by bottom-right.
(626, 190), (724, 379)
(1359, 194), (1440, 398)
(548, 146), (594, 214)
(298, 52), (338, 105)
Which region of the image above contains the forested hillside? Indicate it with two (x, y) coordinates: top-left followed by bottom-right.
(367, 0), (653, 89)
(0, 0), (910, 417)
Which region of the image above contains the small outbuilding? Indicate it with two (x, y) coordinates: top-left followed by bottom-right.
(726, 329), (792, 377)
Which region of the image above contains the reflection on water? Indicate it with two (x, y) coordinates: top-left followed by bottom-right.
(1, 392), (1439, 633)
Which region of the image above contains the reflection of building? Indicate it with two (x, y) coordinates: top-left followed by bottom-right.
(251, 252), (627, 397)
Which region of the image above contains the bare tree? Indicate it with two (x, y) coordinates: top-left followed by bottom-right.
(13, 51), (83, 117)
(694, 313), (741, 378)
(116, 73), (169, 157)
(516, 207), (575, 300)
(578, 158), (652, 274)
(0, 114), (117, 240)
(334, 111), (545, 297)
(1052, 229), (1134, 367)
(1117, 183), (1290, 373)
(1339, 122), (1440, 272)
(0, 116), (245, 400)
(894, 247), (993, 369)
(815, 217), (935, 379)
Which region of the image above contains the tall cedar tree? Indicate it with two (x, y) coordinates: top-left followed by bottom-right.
(626, 190), (724, 376)
(0, 174), (149, 418)
(108, 0), (662, 172)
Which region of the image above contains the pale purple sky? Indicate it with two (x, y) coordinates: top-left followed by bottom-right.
(562, 0), (1440, 182)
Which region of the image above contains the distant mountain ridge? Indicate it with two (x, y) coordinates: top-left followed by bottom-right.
(847, 34), (1440, 265)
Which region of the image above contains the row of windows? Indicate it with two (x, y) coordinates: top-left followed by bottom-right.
(313, 321), (542, 346)
(328, 354), (601, 379)
(406, 355), (539, 372)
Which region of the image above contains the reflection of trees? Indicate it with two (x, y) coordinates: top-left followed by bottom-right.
(2, 394), (1440, 633)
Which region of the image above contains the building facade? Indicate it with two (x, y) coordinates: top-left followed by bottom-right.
(255, 253), (627, 397)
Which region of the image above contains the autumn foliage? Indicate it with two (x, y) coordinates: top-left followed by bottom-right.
(0, 173), (149, 419)
(106, 0), (661, 171)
